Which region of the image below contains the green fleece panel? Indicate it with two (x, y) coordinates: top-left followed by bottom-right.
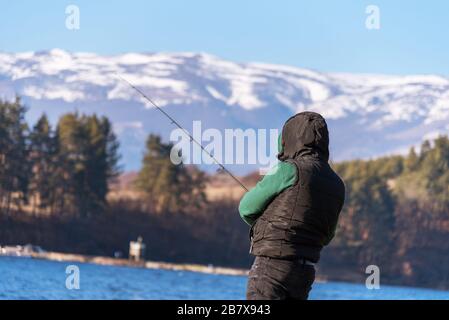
(238, 161), (297, 226)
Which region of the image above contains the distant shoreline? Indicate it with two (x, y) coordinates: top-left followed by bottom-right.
(3, 247), (332, 282)
(28, 251), (330, 283)
(29, 251), (249, 277)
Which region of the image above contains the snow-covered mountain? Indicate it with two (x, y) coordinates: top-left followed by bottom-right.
(1, 49), (449, 173)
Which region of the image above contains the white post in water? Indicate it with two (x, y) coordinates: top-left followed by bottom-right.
(129, 236), (146, 262)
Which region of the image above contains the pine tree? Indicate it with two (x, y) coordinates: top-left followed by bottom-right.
(0, 98), (30, 214)
(83, 115), (121, 214)
(404, 147), (419, 172)
(29, 114), (57, 214)
(54, 113), (83, 215)
(419, 136), (449, 207)
(54, 113), (121, 217)
(135, 134), (207, 213)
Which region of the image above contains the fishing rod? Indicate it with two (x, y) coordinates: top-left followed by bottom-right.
(115, 74), (249, 192)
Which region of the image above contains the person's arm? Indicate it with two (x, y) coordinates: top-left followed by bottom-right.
(238, 161), (297, 226)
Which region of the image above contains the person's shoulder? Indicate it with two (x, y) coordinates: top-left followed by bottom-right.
(271, 161), (297, 186)
(279, 160), (297, 173)
(265, 161), (296, 176)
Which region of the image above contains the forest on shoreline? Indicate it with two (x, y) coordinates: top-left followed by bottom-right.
(2, 98), (449, 290)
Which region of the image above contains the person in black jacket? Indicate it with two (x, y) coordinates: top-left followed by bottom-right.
(239, 111), (345, 300)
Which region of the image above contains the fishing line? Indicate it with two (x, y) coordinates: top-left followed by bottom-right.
(115, 74), (249, 192)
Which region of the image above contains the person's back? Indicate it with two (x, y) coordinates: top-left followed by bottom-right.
(239, 111), (345, 300)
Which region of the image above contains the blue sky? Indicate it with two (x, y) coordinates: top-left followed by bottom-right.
(1, 0), (449, 75)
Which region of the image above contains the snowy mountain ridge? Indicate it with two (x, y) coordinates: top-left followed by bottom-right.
(1, 49), (448, 172)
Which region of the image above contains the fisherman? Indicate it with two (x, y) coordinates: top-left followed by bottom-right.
(239, 111), (345, 300)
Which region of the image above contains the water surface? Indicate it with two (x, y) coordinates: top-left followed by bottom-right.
(1, 257), (448, 300)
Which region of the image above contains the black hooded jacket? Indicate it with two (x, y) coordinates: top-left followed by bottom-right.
(250, 112), (345, 263)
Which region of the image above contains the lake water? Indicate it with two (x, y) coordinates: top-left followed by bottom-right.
(1, 257), (448, 300)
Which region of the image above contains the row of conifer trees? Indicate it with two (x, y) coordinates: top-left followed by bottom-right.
(0, 98), (120, 216)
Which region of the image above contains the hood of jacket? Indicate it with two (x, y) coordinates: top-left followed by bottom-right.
(277, 111), (329, 162)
